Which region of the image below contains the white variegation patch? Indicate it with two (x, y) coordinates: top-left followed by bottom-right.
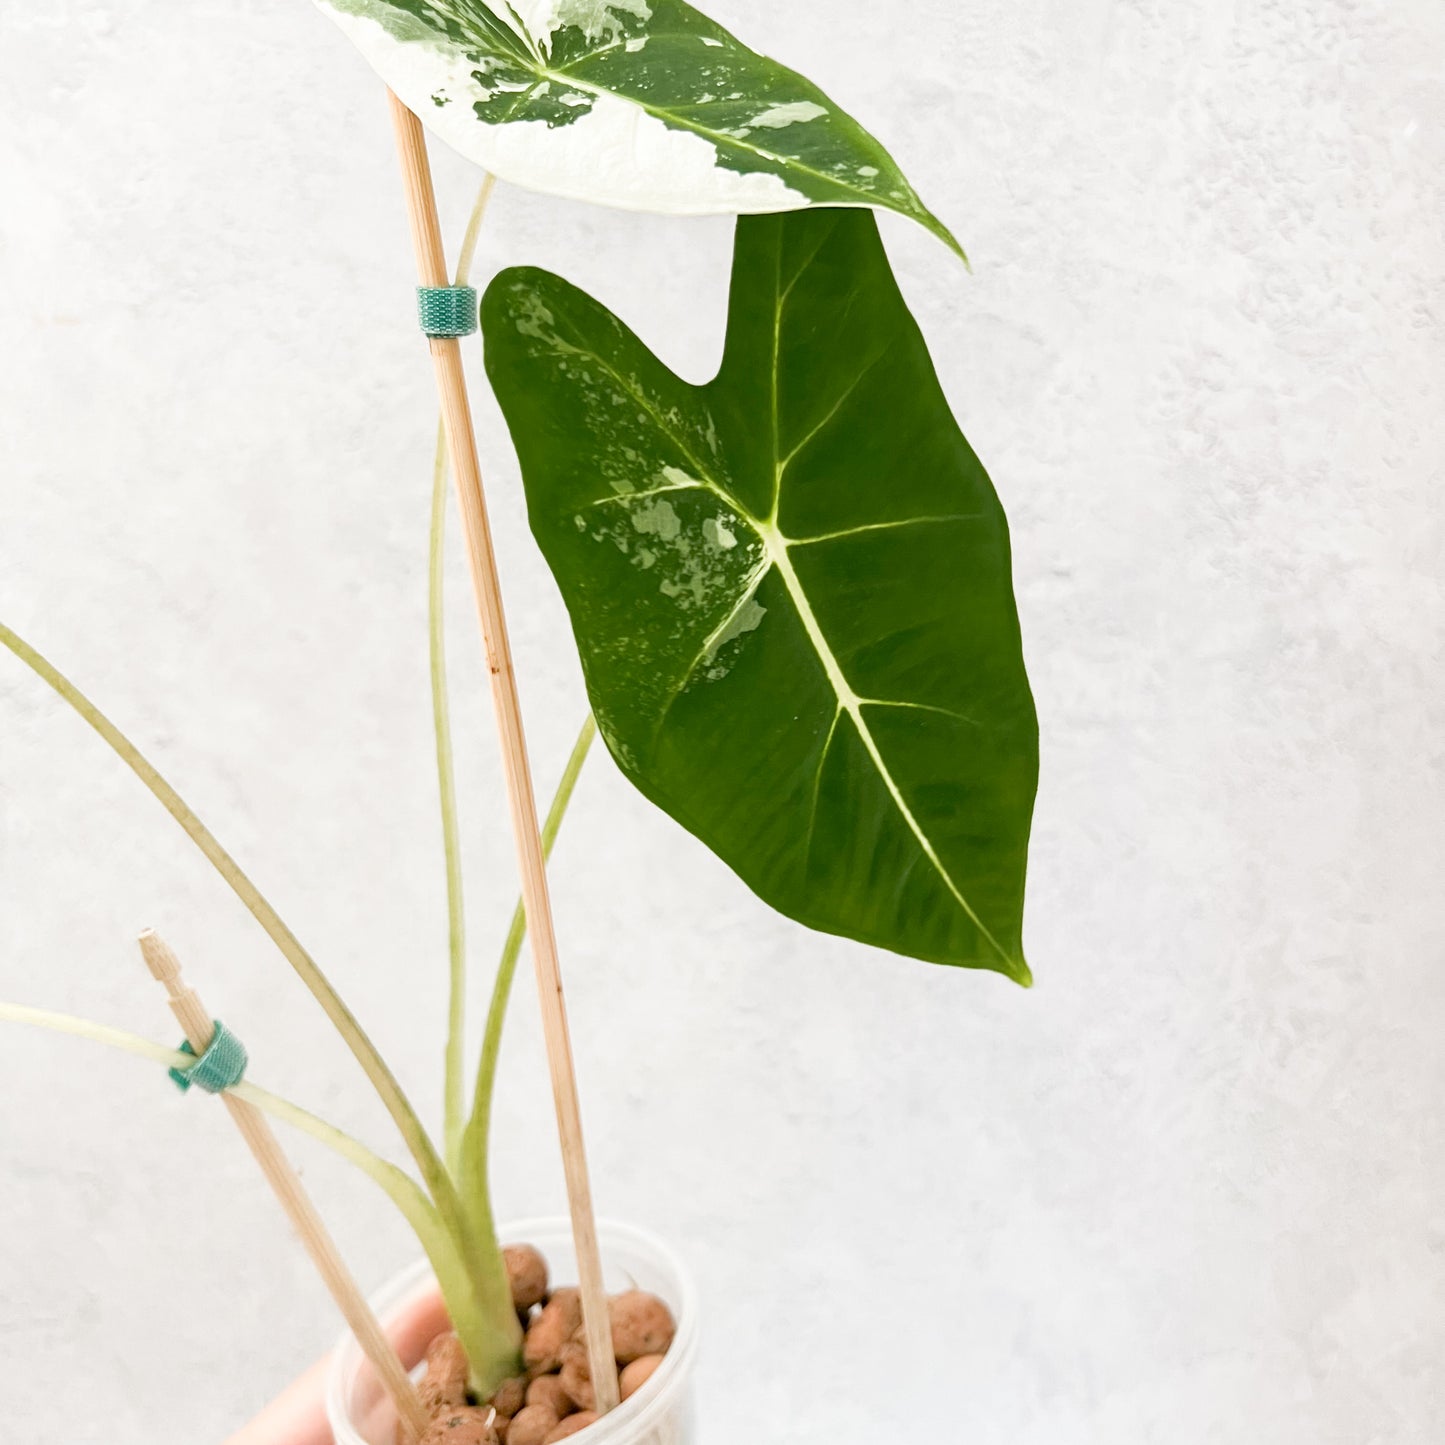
(747, 101), (828, 130)
(318, 2), (812, 217)
(519, 0), (652, 49)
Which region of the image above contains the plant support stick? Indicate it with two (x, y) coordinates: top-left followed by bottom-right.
(385, 91), (621, 1416)
(137, 929), (430, 1443)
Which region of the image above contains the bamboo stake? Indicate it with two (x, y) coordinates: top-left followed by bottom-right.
(138, 929), (430, 1443)
(384, 91), (621, 1416)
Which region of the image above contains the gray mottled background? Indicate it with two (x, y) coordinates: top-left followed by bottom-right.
(1, 1), (1441, 1441)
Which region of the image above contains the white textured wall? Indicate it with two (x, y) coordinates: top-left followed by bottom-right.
(1, 2), (1441, 1440)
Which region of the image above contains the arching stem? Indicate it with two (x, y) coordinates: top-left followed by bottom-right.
(458, 714), (597, 1243)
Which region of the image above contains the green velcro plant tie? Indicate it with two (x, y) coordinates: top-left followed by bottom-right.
(169, 1020), (248, 1095)
(417, 286), (478, 339)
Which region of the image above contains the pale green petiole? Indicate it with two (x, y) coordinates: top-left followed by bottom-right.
(454, 173), (495, 288)
(458, 714), (597, 1245)
(434, 412), (470, 1174)
(437, 174), (496, 1174)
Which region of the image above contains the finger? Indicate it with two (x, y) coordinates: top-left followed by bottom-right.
(221, 1352), (333, 1445)
(385, 1285), (450, 1371)
(223, 1285), (450, 1445)
(361, 1287), (450, 1439)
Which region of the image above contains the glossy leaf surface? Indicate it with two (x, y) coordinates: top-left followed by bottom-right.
(313, 0), (960, 254)
(483, 210), (1035, 978)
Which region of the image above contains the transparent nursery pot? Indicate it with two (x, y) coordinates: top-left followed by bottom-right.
(327, 1217), (698, 1445)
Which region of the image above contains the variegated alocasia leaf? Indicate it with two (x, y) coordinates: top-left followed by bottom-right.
(481, 210), (1036, 980)
(312, 0), (962, 256)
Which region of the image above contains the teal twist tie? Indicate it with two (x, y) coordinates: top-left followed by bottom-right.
(170, 1020), (248, 1094)
(417, 286), (478, 339)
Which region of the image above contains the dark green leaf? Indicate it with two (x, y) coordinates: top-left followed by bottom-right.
(482, 210), (1035, 979)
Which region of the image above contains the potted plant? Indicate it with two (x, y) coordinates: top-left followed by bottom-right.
(0, 2), (1037, 1441)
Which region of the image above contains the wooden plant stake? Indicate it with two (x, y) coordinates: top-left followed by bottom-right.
(385, 91), (621, 1416)
(137, 928), (430, 1443)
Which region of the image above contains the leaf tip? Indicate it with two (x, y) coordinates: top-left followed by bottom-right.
(941, 226), (972, 271)
(914, 206), (970, 269)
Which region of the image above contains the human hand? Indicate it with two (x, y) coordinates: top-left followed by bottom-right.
(223, 1289), (449, 1445)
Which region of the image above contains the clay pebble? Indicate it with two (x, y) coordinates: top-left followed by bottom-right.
(489, 1376), (527, 1419)
(420, 1333), (470, 1414)
(419, 1407), (499, 1445)
(525, 1374), (575, 1418)
(608, 1291), (676, 1364)
(504, 1244), (549, 1312)
(618, 1353), (664, 1402)
(523, 1287), (582, 1375)
(556, 1341), (594, 1411)
(505, 1403), (561, 1445)
(543, 1412), (598, 1443)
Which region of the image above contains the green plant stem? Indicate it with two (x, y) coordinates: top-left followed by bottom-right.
(434, 417), (469, 1174)
(458, 714), (597, 1241)
(438, 173), (496, 1173)
(0, 621), (480, 1253)
(454, 173), (495, 287)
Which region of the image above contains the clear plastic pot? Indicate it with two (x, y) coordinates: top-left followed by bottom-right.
(327, 1217), (698, 1445)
